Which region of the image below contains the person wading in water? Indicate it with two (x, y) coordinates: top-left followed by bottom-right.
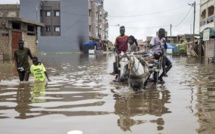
(14, 40), (33, 81)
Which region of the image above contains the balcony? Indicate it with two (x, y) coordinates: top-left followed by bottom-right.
(207, 15), (214, 23)
(105, 22), (109, 28)
(104, 12), (108, 17)
(200, 19), (206, 26)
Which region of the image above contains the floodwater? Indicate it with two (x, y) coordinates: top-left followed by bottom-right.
(0, 53), (215, 134)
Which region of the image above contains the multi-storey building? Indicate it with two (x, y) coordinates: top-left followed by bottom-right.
(88, 0), (108, 42)
(19, 0), (109, 53)
(200, 0), (215, 32)
(20, 0), (89, 52)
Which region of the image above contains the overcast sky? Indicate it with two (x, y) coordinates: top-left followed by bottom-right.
(105, 0), (200, 42)
(1, 0), (200, 42)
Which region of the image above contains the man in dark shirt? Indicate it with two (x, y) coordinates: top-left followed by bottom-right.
(14, 40), (33, 81)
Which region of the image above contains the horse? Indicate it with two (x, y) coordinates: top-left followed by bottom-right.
(118, 53), (150, 91)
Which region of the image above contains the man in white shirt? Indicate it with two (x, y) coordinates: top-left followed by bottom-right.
(149, 28), (172, 83)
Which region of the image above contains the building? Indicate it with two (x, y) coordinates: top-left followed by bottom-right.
(200, 0), (215, 32)
(20, 0), (89, 52)
(137, 39), (146, 51)
(200, 1), (215, 59)
(20, 0), (109, 53)
(0, 4), (43, 60)
(166, 36), (178, 44)
(88, 0), (109, 43)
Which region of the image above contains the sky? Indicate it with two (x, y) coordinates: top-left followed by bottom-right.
(105, 0), (200, 42)
(1, 0), (200, 42)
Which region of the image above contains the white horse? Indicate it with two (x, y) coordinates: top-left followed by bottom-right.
(119, 53), (149, 90)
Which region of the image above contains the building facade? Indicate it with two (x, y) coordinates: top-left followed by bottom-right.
(20, 0), (109, 53)
(88, 0), (108, 42)
(20, 0), (89, 52)
(0, 4), (43, 60)
(200, 0), (215, 32)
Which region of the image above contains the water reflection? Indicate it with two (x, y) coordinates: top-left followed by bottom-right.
(113, 88), (171, 131)
(196, 69), (215, 134)
(0, 53), (111, 119)
(15, 83), (32, 119)
(31, 82), (47, 103)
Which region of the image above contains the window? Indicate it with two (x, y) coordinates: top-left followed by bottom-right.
(46, 11), (51, 16)
(40, 10), (43, 17)
(12, 22), (20, 29)
(54, 10), (60, 17)
(46, 26), (51, 32)
(54, 26), (60, 32)
(27, 25), (34, 32)
(89, 25), (91, 32)
(89, 10), (91, 17)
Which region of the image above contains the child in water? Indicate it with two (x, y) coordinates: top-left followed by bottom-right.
(26, 57), (51, 82)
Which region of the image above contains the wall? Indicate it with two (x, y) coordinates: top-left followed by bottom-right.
(23, 33), (37, 57)
(0, 30), (9, 59)
(0, 4), (19, 17)
(205, 39), (215, 57)
(20, 0), (40, 22)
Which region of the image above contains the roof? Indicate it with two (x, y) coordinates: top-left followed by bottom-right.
(5, 17), (44, 26)
(0, 4), (19, 9)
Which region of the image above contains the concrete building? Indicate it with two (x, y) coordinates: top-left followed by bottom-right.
(20, 0), (109, 53)
(0, 4), (43, 60)
(20, 0), (89, 52)
(200, 0), (215, 32)
(88, 0), (108, 43)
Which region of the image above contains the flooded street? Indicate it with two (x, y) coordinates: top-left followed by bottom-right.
(0, 53), (215, 134)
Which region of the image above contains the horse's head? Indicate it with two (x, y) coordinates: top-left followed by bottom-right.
(128, 55), (148, 76)
(118, 53), (130, 82)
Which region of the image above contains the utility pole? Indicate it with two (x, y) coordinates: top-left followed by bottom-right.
(170, 24), (172, 36)
(193, 1), (196, 46)
(189, 1), (196, 45)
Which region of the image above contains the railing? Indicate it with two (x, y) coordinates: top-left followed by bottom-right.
(200, 15), (215, 26)
(105, 23), (109, 28)
(207, 15), (214, 23)
(200, 19), (206, 26)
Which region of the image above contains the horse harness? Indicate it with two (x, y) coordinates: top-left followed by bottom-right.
(119, 54), (146, 80)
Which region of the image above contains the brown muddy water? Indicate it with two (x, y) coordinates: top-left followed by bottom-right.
(0, 53), (215, 134)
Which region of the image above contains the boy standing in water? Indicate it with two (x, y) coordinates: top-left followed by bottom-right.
(26, 57), (51, 82)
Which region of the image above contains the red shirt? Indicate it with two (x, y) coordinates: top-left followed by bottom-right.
(115, 35), (129, 54)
